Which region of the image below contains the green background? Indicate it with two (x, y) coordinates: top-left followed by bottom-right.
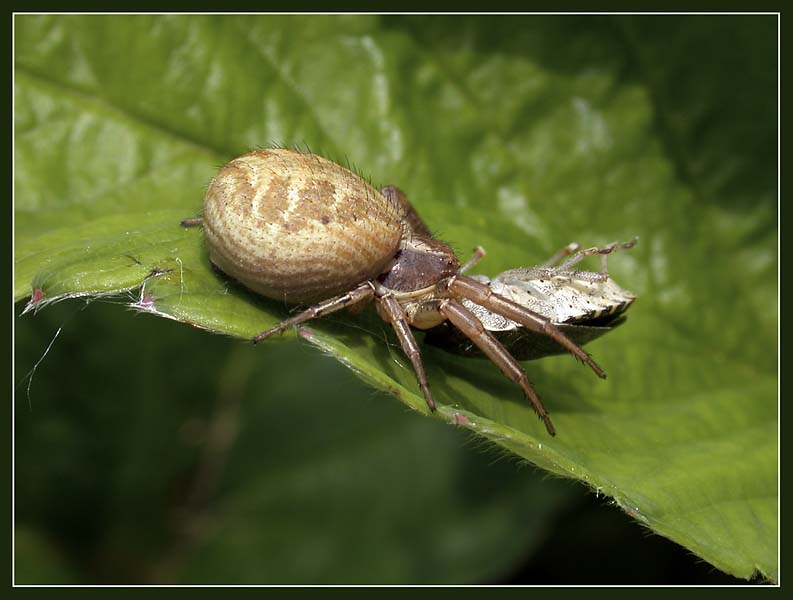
(14, 15), (777, 584)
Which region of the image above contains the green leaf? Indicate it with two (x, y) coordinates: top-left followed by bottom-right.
(14, 15), (777, 582)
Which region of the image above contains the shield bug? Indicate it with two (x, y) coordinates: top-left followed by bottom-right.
(425, 240), (637, 360)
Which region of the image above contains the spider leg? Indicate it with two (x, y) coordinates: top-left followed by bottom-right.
(458, 246), (487, 274)
(180, 216), (204, 227)
(439, 299), (555, 436)
(448, 275), (607, 379)
(253, 282), (374, 343)
(380, 185), (432, 237)
(378, 294), (436, 411)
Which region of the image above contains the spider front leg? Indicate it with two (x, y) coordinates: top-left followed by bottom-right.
(458, 246), (487, 274)
(378, 294), (436, 412)
(253, 283), (375, 343)
(448, 275), (607, 379)
(439, 299), (555, 436)
(380, 185), (432, 237)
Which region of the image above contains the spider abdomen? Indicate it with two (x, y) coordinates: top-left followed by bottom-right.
(203, 149), (404, 303)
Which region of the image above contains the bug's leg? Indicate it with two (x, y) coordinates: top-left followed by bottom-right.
(439, 299), (555, 436)
(378, 294), (436, 412)
(253, 283), (375, 343)
(557, 238), (638, 276)
(448, 275), (607, 379)
(181, 216), (204, 227)
(458, 246), (487, 274)
(541, 242), (580, 268)
(380, 185), (433, 237)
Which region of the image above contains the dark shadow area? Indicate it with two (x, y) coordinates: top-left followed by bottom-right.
(495, 491), (750, 585)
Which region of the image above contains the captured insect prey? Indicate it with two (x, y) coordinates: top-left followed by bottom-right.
(182, 148), (637, 436)
(425, 241), (637, 360)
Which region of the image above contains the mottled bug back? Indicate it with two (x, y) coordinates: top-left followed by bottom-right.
(203, 149), (404, 303)
(425, 269), (636, 360)
(489, 270), (636, 325)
